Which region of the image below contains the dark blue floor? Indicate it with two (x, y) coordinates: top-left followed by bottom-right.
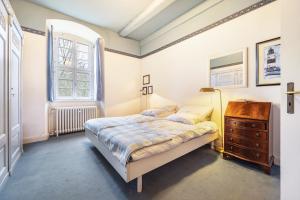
(0, 132), (280, 200)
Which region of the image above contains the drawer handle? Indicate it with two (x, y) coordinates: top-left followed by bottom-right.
(229, 128), (233, 132)
(229, 137), (233, 141)
(230, 146), (233, 150)
(256, 153), (260, 158)
(251, 124), (256, 128)
(256, 133), (260, 137)
(255, 143), (260, 148)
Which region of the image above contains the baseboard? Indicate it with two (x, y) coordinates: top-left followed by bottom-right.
(23, 134), (49, 144)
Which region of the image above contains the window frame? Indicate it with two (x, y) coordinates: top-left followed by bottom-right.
(53, 33), (95, 101)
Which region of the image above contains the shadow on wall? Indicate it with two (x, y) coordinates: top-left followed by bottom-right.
(105, 98), (142, 117)
(142, 93), (178, 109)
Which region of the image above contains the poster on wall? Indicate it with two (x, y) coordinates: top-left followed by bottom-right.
(256, 37), (281, 86)
(210, 48), (248, 88)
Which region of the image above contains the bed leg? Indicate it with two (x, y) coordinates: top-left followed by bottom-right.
(137, 176), (142, 193)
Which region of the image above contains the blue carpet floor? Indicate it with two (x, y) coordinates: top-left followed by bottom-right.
(0, 132), (280, 200)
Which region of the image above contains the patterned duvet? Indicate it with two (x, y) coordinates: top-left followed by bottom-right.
(85, 115), (217, 165)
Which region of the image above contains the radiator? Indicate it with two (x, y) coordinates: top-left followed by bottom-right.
(49, 106), (97, 136)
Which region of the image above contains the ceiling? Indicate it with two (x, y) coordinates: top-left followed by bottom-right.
(25, 0), (206, 41)
(128, 0), (206, 40)
(25, 0), (153, 32)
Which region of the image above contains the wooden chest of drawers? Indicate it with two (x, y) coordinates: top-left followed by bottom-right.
(223, 101), (273, 174)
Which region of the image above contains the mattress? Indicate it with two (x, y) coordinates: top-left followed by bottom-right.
(85, 117), (218, 165)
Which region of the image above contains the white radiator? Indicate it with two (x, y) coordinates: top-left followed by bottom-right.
(49, 106), (97, 136)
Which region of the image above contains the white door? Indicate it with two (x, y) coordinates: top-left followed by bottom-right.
(9, 20), (22, 172)
(0, 1), (8, 187)
(281, 1), (300, 199)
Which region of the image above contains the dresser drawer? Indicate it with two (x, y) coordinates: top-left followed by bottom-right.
(224, 144), (268, 163)
(225, 127), (268, 141)
(224, 135), (268, 152)
(226, 118), (267, 130)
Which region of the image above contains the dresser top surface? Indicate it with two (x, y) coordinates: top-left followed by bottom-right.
(225, 101), (271, 121)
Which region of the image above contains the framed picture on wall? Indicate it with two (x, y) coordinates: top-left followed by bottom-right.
(209, 48), (248, 88)
(141, 87), (147, 95)
(148, 86), (153, 94)
(143, 74), (150, 85)
(256, 37), (281, 86)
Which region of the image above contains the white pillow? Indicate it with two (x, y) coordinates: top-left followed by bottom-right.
(178, 105), (214, 122)
(166, 112), (201, 125)
(141, 105), (178, 118)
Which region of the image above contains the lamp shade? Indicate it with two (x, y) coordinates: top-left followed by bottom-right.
(199, 87), (216, 92)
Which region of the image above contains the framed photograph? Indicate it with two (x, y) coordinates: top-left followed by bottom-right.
(209, 48), (248, 88)
(143, 74), (150, 85)
(256, 37), (281, 86)
(141, 87), (147, 95)
(148, 86), (153, 94)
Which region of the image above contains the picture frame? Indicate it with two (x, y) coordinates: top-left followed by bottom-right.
(209, 48), (248, 88)
(256, 37), (281, 86)
(143, 74), (150, 85)
(141, 87), (147, 95)
(148, 86), (153, 94)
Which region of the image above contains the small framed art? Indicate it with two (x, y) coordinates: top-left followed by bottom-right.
(141, 87), (147, 95)
(256, 37), (281, 86)
(148, 86), (153, 94)
(143, 74), (150, 85)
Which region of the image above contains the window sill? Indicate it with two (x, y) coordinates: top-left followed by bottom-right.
(51, 99), (96, 103)
(48, 100), (98, 107)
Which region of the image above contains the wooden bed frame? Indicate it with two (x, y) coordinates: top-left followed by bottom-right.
(85, 129), (219, 192)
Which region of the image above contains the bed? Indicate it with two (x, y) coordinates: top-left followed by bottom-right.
(85, 111), (219, 192)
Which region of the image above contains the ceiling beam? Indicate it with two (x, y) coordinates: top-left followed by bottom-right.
(119, 0), (176, 37)
(141, 0), (223, 46)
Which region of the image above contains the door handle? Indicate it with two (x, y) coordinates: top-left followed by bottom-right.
(286, 82), (299, 114)
(285, 91), (300, 95)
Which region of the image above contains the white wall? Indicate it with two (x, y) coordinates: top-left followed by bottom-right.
(22, 32), (48, 144)
(104, 51), (141, 116)
(141, 1), (281, 164)
(22, 31), (141, 143)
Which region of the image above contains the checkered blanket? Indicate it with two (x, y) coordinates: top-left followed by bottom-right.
(86, 117), (217, 165)
(84, 114), (156, 134)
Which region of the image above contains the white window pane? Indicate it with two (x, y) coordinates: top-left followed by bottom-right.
(76, 72), (90, 97)
(77, 72), (90, 81)
(77, 59), (88, 69)
(58, 79), (73, 88)
(76, 43), (89, 69)
(77, 81), (89, 89)
(58, 38), (73, 67)
(76, 43), (88, 52)
(54, 35), (94, 100)
(77, 89), (90, 97)
(58, 88), (73, 97)
(57, 70), (73, 97)
(77, 51), (88, 60)
(58, 70), (73, 80)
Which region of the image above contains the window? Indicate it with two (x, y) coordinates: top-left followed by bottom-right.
(53, 33), (94, 100)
